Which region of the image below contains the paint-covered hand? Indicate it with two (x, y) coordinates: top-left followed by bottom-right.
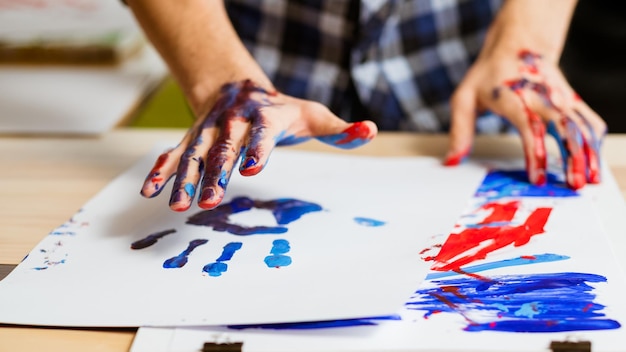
(446, 49), (606, 189)
(141, 80), (378, 211)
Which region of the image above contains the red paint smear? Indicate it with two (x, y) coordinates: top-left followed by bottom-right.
(148, 153), (169, 176)
(521, 255), (536, 260)
(478, 200), (520, 224)
(335, 121), (374, 145)
(432, 207), (553, 272)
(443, 145), (471, 166)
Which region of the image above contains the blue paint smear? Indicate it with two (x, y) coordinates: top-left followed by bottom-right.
(264, 239), (292, 268)
(186, 197), (322, 236)
(407, 272), (621, 332)
(475, 170), (578, 199)
(163, 239), (208, 269)
(275, 131), (311, 146)
(227, 315), (401, 330)
(426, 253), (570, 280)
(354, 217), (386, 227)
(316, 133), (368, 149)
(131, 229), (177, 250)
(184, 182), (196, 198)
(216, 242), (243, 261)
(203, 262), (228, 277)
(203, 242), (243, 277)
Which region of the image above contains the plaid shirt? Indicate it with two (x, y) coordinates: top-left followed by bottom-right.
(225, 0), (506, 133)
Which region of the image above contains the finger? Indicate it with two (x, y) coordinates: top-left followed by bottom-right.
(499, 81), (547, 185)
(293, 100), (377, 149)
(198, 117), (250, 209)
(315, 121), (378, 149)
(573, 96), (606, 184)
(238, 107), (276, 177)
(140, 134), (190, 198)
(168, 125), (218, 211)
(445, 87), (477, 166)
(545, 116), (586, 190)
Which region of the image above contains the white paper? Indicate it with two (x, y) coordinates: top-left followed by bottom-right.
(0, 147), (485, 327)
(131, 159), (626, 352)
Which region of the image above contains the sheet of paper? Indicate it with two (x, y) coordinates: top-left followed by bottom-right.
(131, 160), (626, 352)
(0, 147), (485, 327)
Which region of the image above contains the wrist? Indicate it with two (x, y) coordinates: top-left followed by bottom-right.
(479, 0), (577, 63)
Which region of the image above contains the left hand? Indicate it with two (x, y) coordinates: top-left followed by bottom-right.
(446, 48), (606, 189)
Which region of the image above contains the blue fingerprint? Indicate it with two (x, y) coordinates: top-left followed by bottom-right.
(203, 242), (243, 277)
(354, 217), (386, 227)
(475, 170), (578, 199)
(163, 239), (208, 269)
(265, 239), (292, 268)
(426, 253), (570, 280)
(407, 272), (621, 332)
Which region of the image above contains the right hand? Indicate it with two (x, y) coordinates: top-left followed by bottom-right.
(140, 79), (378, 212)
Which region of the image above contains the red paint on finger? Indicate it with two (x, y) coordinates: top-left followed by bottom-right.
(444, 145), (471, 166)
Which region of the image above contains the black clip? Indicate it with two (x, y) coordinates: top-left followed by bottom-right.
(550, 340), (591, 352)
(202, 342), (243, 352)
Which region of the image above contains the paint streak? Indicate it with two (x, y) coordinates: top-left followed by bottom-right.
(316, 121), (376, 149)
(407, 272), (621, 332)
(354, 217), (386, 227)
(264, 239), (292, 268)
(163, 239), (208, 269)
(187, 196), (322, 235)
(131, 229), (177, 250)
(426, 253), (570, 280)
(203, 242), (243, 277)
(475, 170), (578, 200)
(432, 206), (552, 272)
(227, 315), (401, 330)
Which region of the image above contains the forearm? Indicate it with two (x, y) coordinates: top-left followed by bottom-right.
(481, 0), (578, 63)
(126, 0), (273, 116)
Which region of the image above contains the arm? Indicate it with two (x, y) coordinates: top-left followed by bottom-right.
(447, 0), (606, 189)
(126, 0), (377, 211)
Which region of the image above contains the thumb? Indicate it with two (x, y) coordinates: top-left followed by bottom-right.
(445, 88), (477, 166)
(303, 101), (378, 149)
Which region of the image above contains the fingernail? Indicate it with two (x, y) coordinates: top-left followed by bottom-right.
(240, 156), (257, 170)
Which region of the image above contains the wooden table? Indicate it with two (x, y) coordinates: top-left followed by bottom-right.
(1, 128), (625, 352)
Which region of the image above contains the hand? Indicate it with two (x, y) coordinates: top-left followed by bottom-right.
(446, 49), (606, 189)
(140, 80), (378, 211)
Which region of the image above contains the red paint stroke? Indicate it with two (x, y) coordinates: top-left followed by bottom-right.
(432, 206), (553, 272)
(478, 200), (520, 224)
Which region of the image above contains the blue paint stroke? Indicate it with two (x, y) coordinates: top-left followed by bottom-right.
(131, 229), (177, 250)
(163, 239), (208, 269)
(203, 242), (243, 277)
(354, 217), (386, 227)
(426, 253), (570, 280)
(227, 315), (401, 330)
(475, 170), (578, 200)
(187, 196), (322, 235)
(407, 272), (621, 332)
(274, 130), (311, 146)
(264, 239), (292, 268)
